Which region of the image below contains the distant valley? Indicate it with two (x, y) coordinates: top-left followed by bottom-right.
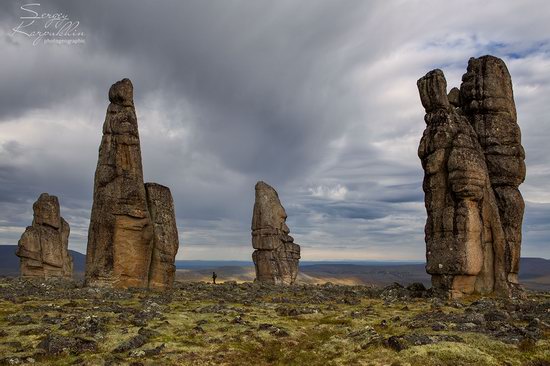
(0, 245), (548, 290)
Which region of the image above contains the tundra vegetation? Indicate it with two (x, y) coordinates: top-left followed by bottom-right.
(0, 278), (548, 365)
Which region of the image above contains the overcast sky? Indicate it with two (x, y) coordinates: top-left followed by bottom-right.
(0, 0), (548, 261)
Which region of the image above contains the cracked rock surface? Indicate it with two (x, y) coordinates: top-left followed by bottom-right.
(16, 193), (73, 279)
(251, 181), (300, 285)
(85, 78), (178, 289)
(418, 56), (526, 298)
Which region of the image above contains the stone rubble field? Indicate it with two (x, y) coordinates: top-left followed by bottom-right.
(0, 278), (548, 366)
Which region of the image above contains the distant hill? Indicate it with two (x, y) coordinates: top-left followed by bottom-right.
(520, 257), (550, 290)
(174, 258), (550, 290)
(299, 263), (430, 286)
(174, 260), (424, 269)
(0, 245), (86, 276)
(0, 245), (18, 276)
(176, 260), (253, 269)
(0, 245), (548, 290)
(173, 263), (431, 286)
(176, 265), (257, 283)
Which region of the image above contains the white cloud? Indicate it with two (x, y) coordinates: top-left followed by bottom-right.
(308, 184), (348, 201)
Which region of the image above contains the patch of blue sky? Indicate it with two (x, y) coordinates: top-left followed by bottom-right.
(483, 40), (550, 60)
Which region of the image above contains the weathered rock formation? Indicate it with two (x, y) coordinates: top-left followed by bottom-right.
(418, 55), (525, 298)
(251, 181), (300, 285)
(460, 57), (526, 286)
(16, 193), (73, 278)
(145, 183), (179, 289)
(85, 78), (179, 289)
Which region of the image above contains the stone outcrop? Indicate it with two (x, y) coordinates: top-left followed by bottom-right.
(251, 181), (300, 285)
(16, 193), (73, 278)
(460, 57), (526, 285)
(145, 183), (179, 289)
(417, 56), (525, 298)
(85, 78), (179, 289)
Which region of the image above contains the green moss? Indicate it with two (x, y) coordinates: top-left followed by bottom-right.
(317, 316), (353, 327)
(401, 342), (498, 365)
(1, 284), (549, 365)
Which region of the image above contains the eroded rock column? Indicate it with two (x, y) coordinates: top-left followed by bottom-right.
(251, 181), (300, 285)
(16, 193), (73, 278)
(145, 183), (179, 289)
(417, 56), (525, 298)
(85, 79), (179, 289)
(460, 56), (526, 285)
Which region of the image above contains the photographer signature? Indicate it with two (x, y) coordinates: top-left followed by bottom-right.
(10, 3), (85, 46)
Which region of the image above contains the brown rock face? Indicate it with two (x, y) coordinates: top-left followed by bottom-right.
(145, 183), (179, 289)
(417, 56), (525, 298)
(85, 79), (179, 289)
(251, 181), (300, 285)
(16, 193), (73, 278)
(460, 56), (526, 284)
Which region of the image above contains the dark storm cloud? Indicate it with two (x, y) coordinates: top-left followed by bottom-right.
(1, 0), (379, 194)
(61, 0), (380, 182)
(0, 1), (549, 259)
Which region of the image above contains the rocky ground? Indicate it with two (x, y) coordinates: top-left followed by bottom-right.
(0, 278), (548, 366)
